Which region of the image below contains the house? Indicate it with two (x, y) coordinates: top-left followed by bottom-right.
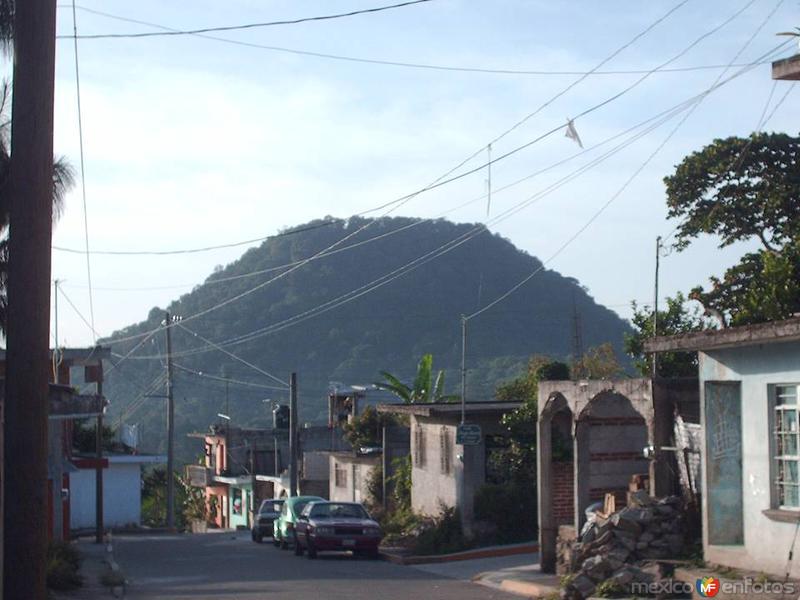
(377, 401), (521, 528)
(70, 453), (166, 530)
(329, 452), (380, 503)
(1, 346), (109, 541)
(645, 316), (800, 577)
(536, 378), (699, 573)
(187, 425), (281, 529)
(772, 54), (800, 80)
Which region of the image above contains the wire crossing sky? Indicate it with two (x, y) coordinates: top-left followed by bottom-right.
(47, 0), (798, 349)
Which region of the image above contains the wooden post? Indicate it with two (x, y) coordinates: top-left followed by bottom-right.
(3, 0), (59, 597)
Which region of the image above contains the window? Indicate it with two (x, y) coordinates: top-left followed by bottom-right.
(774, 384), (800, 509)
(334, 462), (348, 488)
(414, 425), (426, 467)
(440, 427), (452, 475)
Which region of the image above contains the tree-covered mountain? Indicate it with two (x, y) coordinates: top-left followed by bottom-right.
(102, 216), (632, 464)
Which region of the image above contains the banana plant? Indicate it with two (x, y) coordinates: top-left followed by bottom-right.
(376, 354), (458, 403)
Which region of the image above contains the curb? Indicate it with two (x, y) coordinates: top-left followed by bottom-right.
(381, 542), (539, 565)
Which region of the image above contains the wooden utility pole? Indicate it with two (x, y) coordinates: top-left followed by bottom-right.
(3, 0), (58, 597)
(164, 312), (175, 529)
(95, 372), (104, 543)
(289, 373), (298, 497)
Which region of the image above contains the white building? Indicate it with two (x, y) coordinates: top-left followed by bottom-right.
(70, 454), (166, 530)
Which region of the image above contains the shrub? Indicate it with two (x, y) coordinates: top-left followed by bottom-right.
(46, 541), (83, 591)
(413, 506), (471, 555)
(473, 482), (537, 544)
(365, 462), (383, 509)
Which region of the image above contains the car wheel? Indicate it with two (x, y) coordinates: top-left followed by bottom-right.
(306, 541), (317, 559)
(367, 548), (380, 560)
(294, 537), (304, 556)
(254, 534), (263, 544)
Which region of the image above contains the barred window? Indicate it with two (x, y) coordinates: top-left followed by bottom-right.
(414, 425), (426, 467)
(334, 463), (348, 488)
(440, 427), (452, 475)
(774, 385), (800, 509)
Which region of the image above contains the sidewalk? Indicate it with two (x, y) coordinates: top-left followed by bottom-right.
(50, 539), (115, 600)
(402, 547), (558, 598)
(473, 561), (560, 599)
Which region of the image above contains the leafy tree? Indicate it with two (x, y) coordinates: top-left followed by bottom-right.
(663, 133), (800, 326)
(571, 343), (624, 380)
(690, 241), (800, 327)
(342, 405), (384, 449)
(624, 293), (707, 377)
(664, 133), (800, 253)
(375, 354), (456, 403)
(497, 355), (569, 435)
(72, 420), (116, 453)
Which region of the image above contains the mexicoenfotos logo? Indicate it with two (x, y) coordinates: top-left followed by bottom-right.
(696, 576), (721, 597)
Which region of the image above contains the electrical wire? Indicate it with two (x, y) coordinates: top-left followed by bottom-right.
(131, 63), (748, 361)
(174, 320), (289, 388)
(465, 1), (785, 323)
(59, 4), (776, 77)
(173, 363), (288, 391)
(95, 0), (767, 349)
(58, 284), (101, 340)
(70, 0), (96, 342)
(52, 219), (339, 256)
(59, 0), (435, 39)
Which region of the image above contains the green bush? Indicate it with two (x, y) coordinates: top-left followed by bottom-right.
(414, 506), (471, 556)
(46, 541), (83, 591)
(473, 482), (537, 544)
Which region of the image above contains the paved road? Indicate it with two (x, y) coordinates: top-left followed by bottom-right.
(115, 531), (523, 600)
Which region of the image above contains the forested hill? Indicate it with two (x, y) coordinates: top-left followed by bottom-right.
(102, 216), (631, 462)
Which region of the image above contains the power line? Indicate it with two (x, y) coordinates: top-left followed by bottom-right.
(131, 78), (725, 360)
(57, 283), (101, 340)
(58, 0), (434, 39)
(58, 4), (777, 77)
(96, 0), (762, 349)
(52, 219), (339, 256)
(70, 0), (96, 342)
(465, 3), (786, 323)
(123, 47), (775, 362)
(174, 320), (289, 388)
(173, 362), (288, 391)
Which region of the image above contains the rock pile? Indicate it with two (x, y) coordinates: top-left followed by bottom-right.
(560, 492), (686, 600)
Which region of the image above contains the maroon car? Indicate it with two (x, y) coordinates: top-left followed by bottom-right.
(294, 501), (382, 559)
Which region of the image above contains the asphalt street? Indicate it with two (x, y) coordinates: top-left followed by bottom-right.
(114, 531), (524, 600)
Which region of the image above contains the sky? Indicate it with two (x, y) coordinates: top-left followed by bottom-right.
(42, 0), (798, 349)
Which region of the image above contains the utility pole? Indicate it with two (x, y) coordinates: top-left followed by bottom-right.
(652, 236), (662, 378)
(460, 316), (467, 425)
(250, 439), (257, 526)
(3, 0), (58, 597)
(164, 312), (175, 530)
(289, 373), (298, 496)
(95, 369), (104, 543)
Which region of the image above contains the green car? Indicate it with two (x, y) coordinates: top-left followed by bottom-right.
(273, 496), (324, 550)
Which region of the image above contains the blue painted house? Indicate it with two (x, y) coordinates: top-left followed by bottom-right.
(646, 317), (800, 577)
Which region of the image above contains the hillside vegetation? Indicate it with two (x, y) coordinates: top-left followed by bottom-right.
(102, 217), (631, 463)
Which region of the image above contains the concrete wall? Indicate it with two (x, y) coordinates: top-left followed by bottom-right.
(329, 454), (379, 503)
(699, 340), (800, 577)
(410, 413), (510, 525)
(411, 418), (459, 517)
(70, 463), (142, 529)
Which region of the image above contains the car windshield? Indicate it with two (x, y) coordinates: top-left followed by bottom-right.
(293, 501), (311, 515)
(309, 503), (368, 520)
(258, 501), (282, 514)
